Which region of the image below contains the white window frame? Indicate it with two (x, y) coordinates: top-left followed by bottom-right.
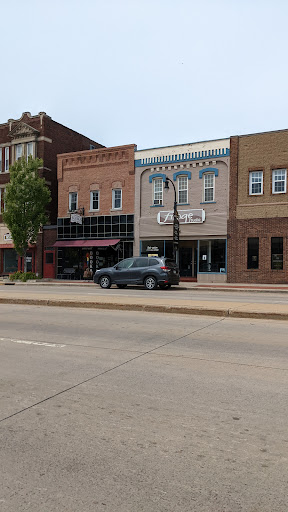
(90, 190), (100, 211)
(272, 169), (287, 194)
(249, 171), (263, 195)
(203, 173), (215, 202)
(177, 175), (188, 204)
(15, 144), (23, 161)
(153, 178), (163, 205)
(26, 142), (34, 161)
(112, 189), (122, 210)
(0, 148), (2, 172)
(5, 147), (9, 172)
(69, 192), (78, 212)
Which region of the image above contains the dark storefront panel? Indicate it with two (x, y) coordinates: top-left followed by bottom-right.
(199, 239), (226, 273)
(57, 215), (134, 239)
(3, 249), (18, 273)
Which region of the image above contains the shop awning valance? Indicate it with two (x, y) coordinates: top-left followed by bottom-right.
(53, 239), (120, 248)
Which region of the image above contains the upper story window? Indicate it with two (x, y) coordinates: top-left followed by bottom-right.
(5, 147), (9, 172)
(15, 144), (23, 161)
(272, 169), (287, 194)
(69, 192), (78, 212)
(204, 173), (215, 202)
(112, 189), (122, 209)
(90, 190), (100, 211)
(153, 178), (163, 205)
(249, 171), (263, 195)
(26, 142), (34, 161)
(178, 175), (188, 204)
(0, 149), (2, 172)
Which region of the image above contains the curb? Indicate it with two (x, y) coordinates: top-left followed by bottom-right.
(1, 297), (288, 321)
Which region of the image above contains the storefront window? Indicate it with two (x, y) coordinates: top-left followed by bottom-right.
(199, 239), (226, 273)
(3, 249), (18, 273)
(247, 237), (259, 269)
(271, 237), (283, 270)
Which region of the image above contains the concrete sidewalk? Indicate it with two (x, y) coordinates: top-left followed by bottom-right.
(1, 285), (288, 321)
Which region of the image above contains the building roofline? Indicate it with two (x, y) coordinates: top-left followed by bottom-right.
(232, 127), (288, 139)
(136, 137), (230, 153)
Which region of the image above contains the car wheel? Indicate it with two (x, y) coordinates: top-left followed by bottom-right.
(117, 284), (127, 289)
(99, 275), (111, 289)
(144, 275), (157, 290)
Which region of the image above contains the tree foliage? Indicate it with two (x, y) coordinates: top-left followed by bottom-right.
(3, 156), (51, 266)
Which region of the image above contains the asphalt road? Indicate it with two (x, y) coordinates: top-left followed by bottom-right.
(2, 283), (288, 304)
(1, 305), (288, 511)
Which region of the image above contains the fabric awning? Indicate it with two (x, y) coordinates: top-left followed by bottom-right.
(0, 244), (14, 249)
(53, 239), (120, 248)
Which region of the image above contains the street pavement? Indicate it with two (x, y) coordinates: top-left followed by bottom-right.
(0, 281), (288, 320)
(1, 305), (288, 511)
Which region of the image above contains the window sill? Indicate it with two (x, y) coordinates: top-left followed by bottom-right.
(200, 201), (216, 204)
(272, 192), (286, 195)
(110, 208), (122, 212)
(177, 203), (190, 206)
(89, 210), (100, 213)
(150, 205), (163, 208)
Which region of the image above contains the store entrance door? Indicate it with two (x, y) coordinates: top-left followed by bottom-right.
(179, 244), (198, 278)
(43, 250), (56, 278)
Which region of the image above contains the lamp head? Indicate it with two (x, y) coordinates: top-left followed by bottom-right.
(164, 179), (169, 190)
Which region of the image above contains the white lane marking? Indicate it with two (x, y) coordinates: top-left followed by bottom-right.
(0, 337), (65, 348)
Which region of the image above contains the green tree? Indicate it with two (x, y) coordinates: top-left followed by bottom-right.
(2, 156), (51, 273)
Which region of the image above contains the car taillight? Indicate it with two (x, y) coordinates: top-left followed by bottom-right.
(160, 266), (169, 270)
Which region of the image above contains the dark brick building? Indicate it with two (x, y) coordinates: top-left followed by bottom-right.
(0, 111), (104, 276)
(228, 130), (288, 283)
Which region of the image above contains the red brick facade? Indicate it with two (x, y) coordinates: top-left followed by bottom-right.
(57, 144), (136, 218)
(228, 132), (288, 283)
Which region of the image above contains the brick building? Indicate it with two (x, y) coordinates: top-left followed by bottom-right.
(134, 139), (230, 282)
(55, 144), (135, 279)
(0, 111), (103, 276)
(228, 130), (288, 283)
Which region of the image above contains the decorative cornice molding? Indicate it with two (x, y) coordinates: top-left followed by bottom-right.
(8, 122), (39, 140)
(135, 148), (230, 168)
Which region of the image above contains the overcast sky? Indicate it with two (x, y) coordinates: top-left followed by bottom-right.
(2, 0), (287, 150)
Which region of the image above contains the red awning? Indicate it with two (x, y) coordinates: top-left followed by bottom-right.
(0, 244), (14, 249)
(53, 239), (120, 248)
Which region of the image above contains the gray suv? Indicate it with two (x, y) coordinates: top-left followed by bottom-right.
(94, 257), (180, 290)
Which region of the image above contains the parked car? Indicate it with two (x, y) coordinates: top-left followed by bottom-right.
(94, 256), (180, 290)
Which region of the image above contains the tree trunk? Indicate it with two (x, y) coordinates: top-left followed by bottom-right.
(23, 248), (28, 273)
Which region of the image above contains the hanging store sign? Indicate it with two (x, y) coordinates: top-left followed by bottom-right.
(157, 209), (205, 225)
(70, 213), (83, 225)
(4, 233), (13, 241)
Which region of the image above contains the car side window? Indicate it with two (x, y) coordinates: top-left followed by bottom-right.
(133, 258), (149, 268)
(149, 258), (159, 266)
(117, 258), (134, 269)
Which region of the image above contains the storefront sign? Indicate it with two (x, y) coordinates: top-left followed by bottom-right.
(71, 213), (83, 225)
(157, 209), (205, 225)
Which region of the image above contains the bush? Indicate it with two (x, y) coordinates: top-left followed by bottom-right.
(9, 271), (38, 282)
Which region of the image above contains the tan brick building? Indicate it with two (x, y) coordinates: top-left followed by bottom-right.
(228, 130), (288, 283)
(134, 139), (230, 282)
(55, 145), (135, 278)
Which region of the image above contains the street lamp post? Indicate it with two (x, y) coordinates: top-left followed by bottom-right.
(164, 177), (179, 263)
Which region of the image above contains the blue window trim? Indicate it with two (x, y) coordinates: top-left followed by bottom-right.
(173, 170), (191, 181)
(150, 204), (163, 207)
(199, 167), (219, 179)
(200, 201), (216, 204)
(149, 173), (166, 183)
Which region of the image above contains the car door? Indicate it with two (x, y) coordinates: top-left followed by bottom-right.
(113, 258), (135, 284)
(129, 257), (149, 284)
